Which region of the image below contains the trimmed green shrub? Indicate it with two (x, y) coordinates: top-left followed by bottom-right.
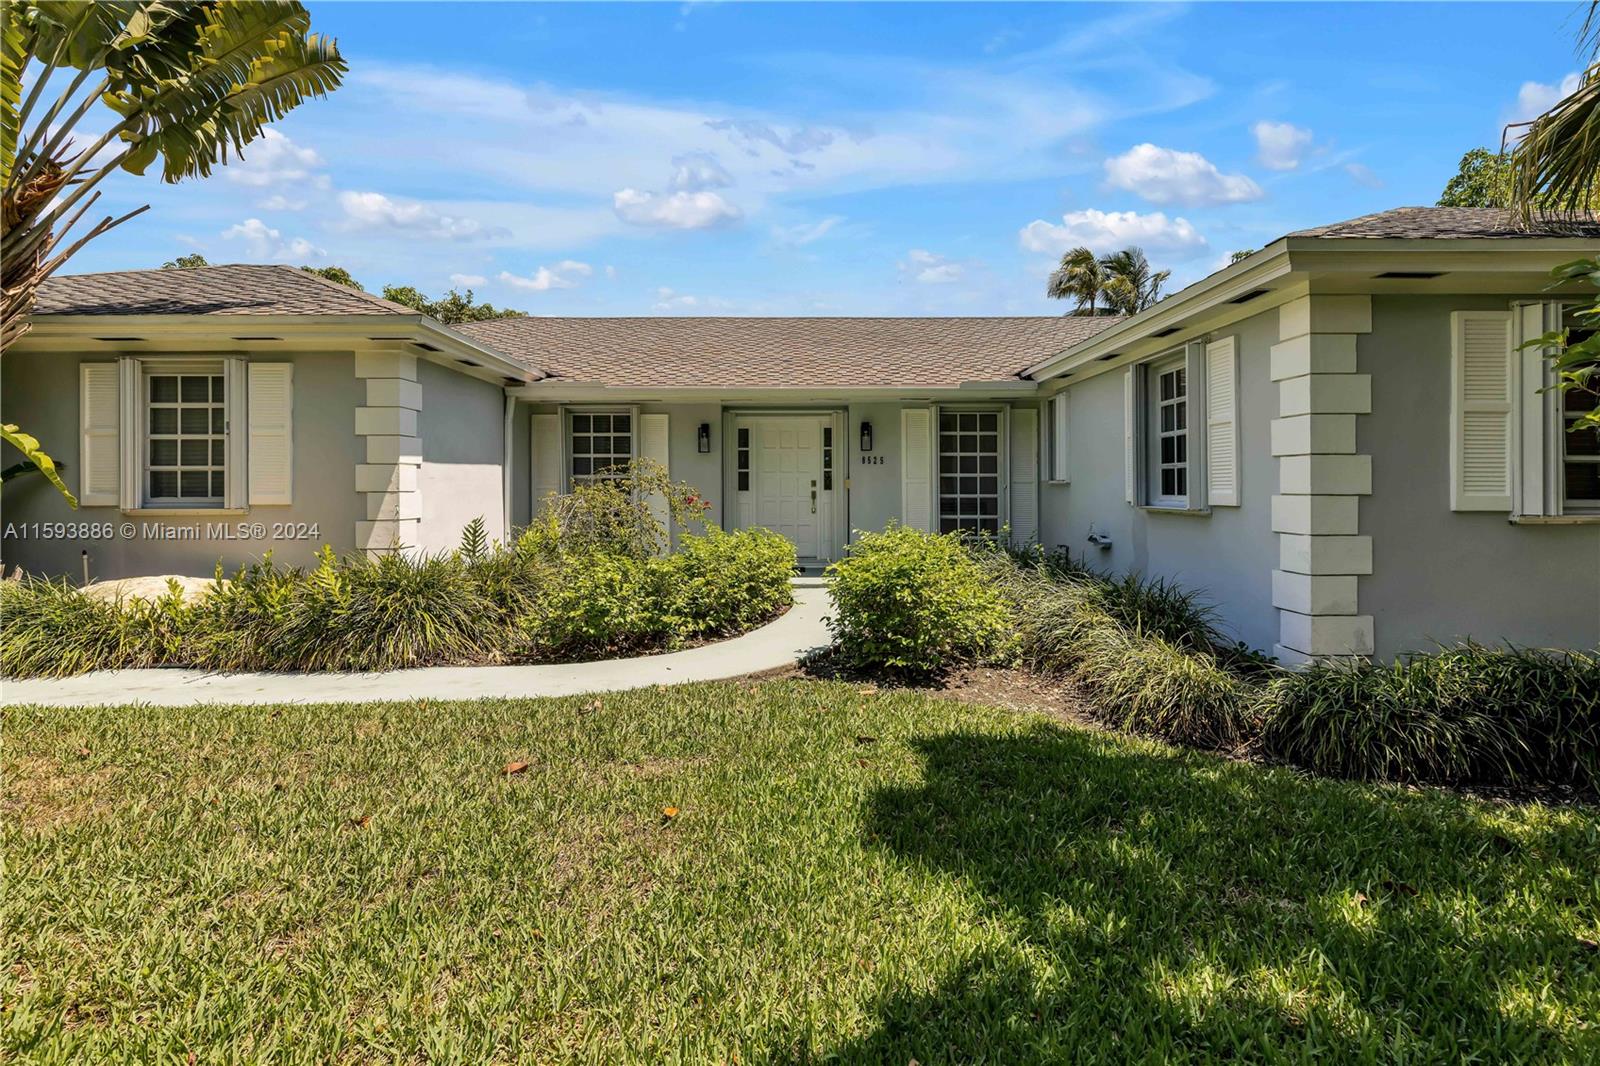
(664, 527), (796, 638)
(826, 523), (1008, 675)
(1261, 645), (1600, 789)
(1, 471), (793, 677)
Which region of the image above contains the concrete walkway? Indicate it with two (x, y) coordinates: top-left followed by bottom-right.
(3, 581), (832, 709)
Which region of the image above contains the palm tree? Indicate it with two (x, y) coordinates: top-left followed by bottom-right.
(1508, 2), (1598, 219)
(1046, 246), (1106, 316)
(1098, 247), (1171, 315)
(1, 1), (345, 504)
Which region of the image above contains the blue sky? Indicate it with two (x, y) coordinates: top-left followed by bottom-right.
(72, 1), (1593, 315)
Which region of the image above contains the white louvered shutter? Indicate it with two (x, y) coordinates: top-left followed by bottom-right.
(901, 408), (932, 531)
(531, 413), (561, 514)
(1450, 311), (1514, 511)
(78, 363), (120, 506)
(1009, 407), (1039, 545)
(639, 412), (671, 545)
(1205, 337), (1239, 507)
(247, 363), (294, 505)
(1049, 394), (1070, 482)
(1123, 367), (1136, 505)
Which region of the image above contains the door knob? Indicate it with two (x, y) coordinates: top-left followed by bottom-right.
(810, 480), (817, 513)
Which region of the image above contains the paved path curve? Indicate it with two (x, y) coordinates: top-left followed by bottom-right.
(3, 583), (832, 709)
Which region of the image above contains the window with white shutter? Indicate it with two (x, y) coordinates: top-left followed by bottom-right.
(247, 363), (294, 505)
(1123, 367), (1137, 504)
(1047, 394), (1069, 483)
(901, 407), (932, 530)
(639, 412), (671, 541)
(1008, 407), (1038, 544)
(531, 413), (561, 511)
(1205, 337), (1240, 506)
(78, 363), (121, 506)
(1450, 310), (1514, 511)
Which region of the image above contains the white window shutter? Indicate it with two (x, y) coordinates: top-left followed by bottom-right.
(247, 362), (293, 505)
(1123, 367), (1136, 505)
(1514, 302), (1559, 518)
(78, 363), (120, 506)
(1450, 310), (1514, 511)
(531, 413), (561, 510)
(639, 412), (671, 542)
(1009, 406), (1039, 545)
(1205, 337), (1240, 507)
(1047, 394), (1070, 482)
(901, 407), (932, 531)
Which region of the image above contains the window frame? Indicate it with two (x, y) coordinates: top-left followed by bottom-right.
(1557, 304), (1599, 513)
(1148, 354), (1190, 508)
(564, 405), (638, 488)
(124, 357), (244, 512)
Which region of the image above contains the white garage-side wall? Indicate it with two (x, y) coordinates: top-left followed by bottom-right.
(415, 359), (507, 554)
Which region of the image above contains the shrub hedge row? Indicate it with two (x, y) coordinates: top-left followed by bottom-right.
(2, 470), (796, 678)
(827, 526), (1599, 792)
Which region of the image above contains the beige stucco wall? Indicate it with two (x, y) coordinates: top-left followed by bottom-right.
(1, 348), (363, 580)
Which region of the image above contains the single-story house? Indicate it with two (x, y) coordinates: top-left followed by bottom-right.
(3, 207), (1597, 662)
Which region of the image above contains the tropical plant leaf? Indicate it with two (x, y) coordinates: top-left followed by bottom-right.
(1, 423), (76, 507)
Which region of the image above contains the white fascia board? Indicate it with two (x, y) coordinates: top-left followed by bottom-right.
(17, 314), (537, 384)
(508, 380), (1043, 403)
(1025, 241), (1296, 380)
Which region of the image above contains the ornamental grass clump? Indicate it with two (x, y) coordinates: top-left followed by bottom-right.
(0, 575), (195, 677)
(826, 523), (1009, 676)
(1261, 644), (1600, 789)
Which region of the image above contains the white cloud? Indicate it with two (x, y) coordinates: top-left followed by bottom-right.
(652, 286), (733, 312)
(668, 151), (734, 191)
(449, 273), (487, 287)
(705, 118), (835, 156)
(257, 193), (307, 211)
(1512, 72), (1582, 125)
(1103, 144), (1262, 206)
(226, 129), (324, 187)
(604, 265), (617, 280)
(337, 190), (503, 240)
(1344, 162), (1384, 189)
(1251, 120), (1313, 171)
(899, 249), (964, 284)
(497, 260), (593, 291)
(1019, 209), (1207, 256)
(221, 218), (323, 261)
(772, 216), (843, 246)
(613, 187), (741, 229)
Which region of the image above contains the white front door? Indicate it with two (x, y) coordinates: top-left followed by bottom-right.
(736, 415), (834, 560)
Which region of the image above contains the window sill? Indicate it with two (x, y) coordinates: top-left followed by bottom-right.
(124, 507), (249, 517)
(1138, 504), (1211, 517)
(1509, 514), (1600, 526)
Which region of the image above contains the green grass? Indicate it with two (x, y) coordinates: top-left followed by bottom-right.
(5, 682), (1598, 1064)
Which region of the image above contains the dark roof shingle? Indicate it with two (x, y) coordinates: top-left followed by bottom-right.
(34, 264), (416, 317)
(1287, 206), (1600, 240)
(453, 315), (1123, 388)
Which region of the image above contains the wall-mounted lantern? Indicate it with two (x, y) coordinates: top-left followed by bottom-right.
(697, 422), (712, 453)
(859, 421), (874, 453)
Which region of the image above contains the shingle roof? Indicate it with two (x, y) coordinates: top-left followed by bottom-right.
(33, 264), (416, 316)
(453, 315), (1124, 388)
(1287, 206), (1600, 240)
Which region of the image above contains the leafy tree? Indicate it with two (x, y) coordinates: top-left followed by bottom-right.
(1438, 148), (1514, 208)
(1098, 248), (1171, 315)
(1229, 249), (1253, 264)
(2, 1), (345, 507)
(1046, 246), (1170, 316)
(381, 284), (525, 324)
(1046, 247), (1106, 316)
(302, 264), (363, 290)
(1509, 3), (1599, 219)
(161, 253), (210, 269)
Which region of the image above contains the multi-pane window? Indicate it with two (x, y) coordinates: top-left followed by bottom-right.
(736, 427), (751, 491)
(1561, 310), (1599, 510)
(570, 411), (632, 483)
(938, 410), (1000, 534)
(822, 426), (833, 490)
(1155, 362), (1188, 504)
(146, 371), (226, 503)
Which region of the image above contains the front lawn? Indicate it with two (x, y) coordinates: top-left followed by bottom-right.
(5, 682), (1598, 1062)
